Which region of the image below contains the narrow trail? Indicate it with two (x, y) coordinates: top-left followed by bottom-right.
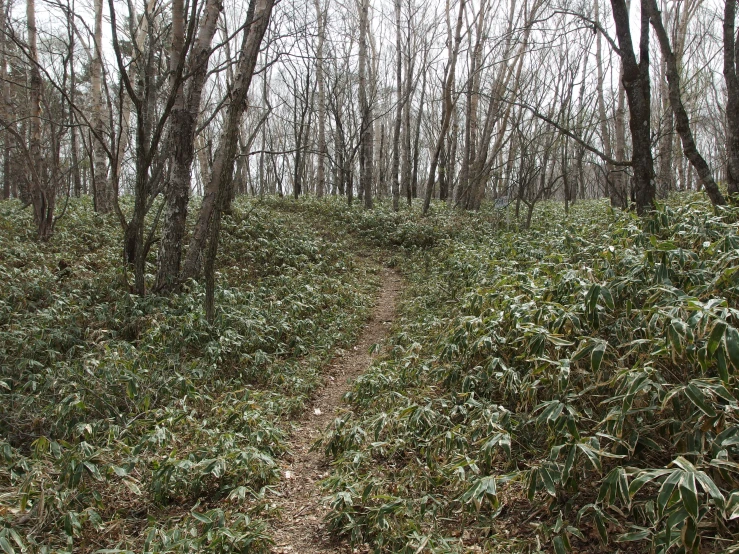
(270, 266), (402, 554)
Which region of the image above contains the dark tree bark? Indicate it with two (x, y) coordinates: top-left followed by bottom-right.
(610, 0), (655, 215)
(724, 0), (739, 198)
(647, 0), (726, 207)
(26, 0), (55, 239)
(156, 0), (223, 292)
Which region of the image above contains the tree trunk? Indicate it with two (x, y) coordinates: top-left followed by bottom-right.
(724, 0), (739, 198)
(156, 0), (223, 292)
(391, 0), (402, 211)
(0, 0), (10, 200)
(647, 0), (726, 207)
(657, 55), (674, 198)
(614, 67), (628, 206)
(358, 0), (374, 209)
(91, 0), (110, 213)
(457, 0), (485, 208)
(610, 0), (655, 215)
(447, 103), (458, 202)
(27, 0), (54, 239)
(466, 0), (538, 211)
(410, 40), (427, 204)
(423, 0), (465, 215)
(182, 0), (274, 284)
(411, 58), (426, 202)
(314, 0), (327, 198)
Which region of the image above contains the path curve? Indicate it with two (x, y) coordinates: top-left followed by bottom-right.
(270, 267), (402, 554)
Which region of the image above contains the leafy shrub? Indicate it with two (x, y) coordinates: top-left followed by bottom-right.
(0, 197), (378, 552)
(323, 195), (739, 553)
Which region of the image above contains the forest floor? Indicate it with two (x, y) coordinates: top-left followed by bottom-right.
(4, 195), (738, 553)
(270, 265), (402, 554)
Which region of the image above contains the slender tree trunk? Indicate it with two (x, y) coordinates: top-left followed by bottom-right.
(724, 0), (739, 198)
(466, 0), (538, 211)
(458, 0), (485, 208)
(182, 0), (274, 284)
(399, 16), (415, 207)
(648, 0), (726, 206)
(358, 0), (374, 209)
(1, 0), (10, 200)
(408, 39), (426, 204)
(391, 0), (402, 210)
(90, 0), (110, 213)
(423, 0), (465, 215)
(614, 66), (628, 205)
(446, 104), (458, 202)
(314, 0), (327, 198)
(26, 0), (54, 239)
(411, 59), (426, 202)
(657, 56), (674, 198)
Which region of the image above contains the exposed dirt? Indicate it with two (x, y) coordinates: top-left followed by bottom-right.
(269, 266), (402, 554)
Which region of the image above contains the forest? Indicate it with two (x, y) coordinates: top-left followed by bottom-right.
(1, 0), (739, 551)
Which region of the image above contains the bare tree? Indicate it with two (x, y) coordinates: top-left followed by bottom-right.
(725, 0), (739, 198)
(422, 0), (465, 215)
(26, 0), (55, 238)
(391, 0), (402, 210)
(315, 0), (328, 198)
(358, 0), (374, 208)
(647, 0), (726, 207)
(156, 0), (223, 292)
(90, 0), (110, 212)
(610, 0), (655, 214)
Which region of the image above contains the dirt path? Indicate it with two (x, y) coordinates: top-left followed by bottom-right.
(270, 267), (402, 554)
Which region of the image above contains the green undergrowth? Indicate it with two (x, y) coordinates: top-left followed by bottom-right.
(0, 197), (379, 553)
(317, 195), (739, 553)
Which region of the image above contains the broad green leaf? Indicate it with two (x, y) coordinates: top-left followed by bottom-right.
(553, 536), (569, 554)
(587, 284), (601, 312)
(679, 472), (699, 520)
(539, 465), (557, 496)
(591, 342), (606, 373)
(657, 471), (682, 517)
(616, 528), (651, 542)
(0, 537), (15, 554)
(707, 321), (727, 356)
(594, 512), (608, 544)
(600, 287), (615, 310)
(725, 325), (739, 370)
(123, 479), (142, 496)
(562, 445), (576, 484)
(577, 442), (602, 473)
(684, 383), (717, 418)
(695, 471), (724, 509)
(629, 469), (671, 498)
(191, 511), (212, 524)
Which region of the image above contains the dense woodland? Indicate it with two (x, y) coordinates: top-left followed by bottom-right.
(2, 0), (739, 552)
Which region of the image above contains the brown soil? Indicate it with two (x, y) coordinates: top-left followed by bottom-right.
(270, 267), (402, 554)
